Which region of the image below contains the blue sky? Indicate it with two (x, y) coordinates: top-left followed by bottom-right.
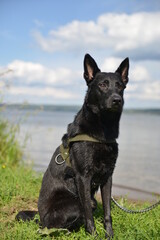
(0, 0), (160, 108)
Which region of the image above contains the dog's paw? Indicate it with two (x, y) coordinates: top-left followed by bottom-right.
(105, 225), (114, 239)
(85, 220), (96, 235)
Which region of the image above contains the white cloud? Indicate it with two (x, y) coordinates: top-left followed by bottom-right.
(5, 60), (80, 86)
(1, 58), (160, 105)
(125, 80), (160, 101)
(8, 86), (78, 100)
(101, 57), (122, 72)
(1, 60), (84, 104)
(98, 12), (160, 51)
(130, 66), (150, 82)
(126, 63), (160, 100)
(126, 83), (138, 93)
(101, 57), (150, 82)
(142, 81), (160, 100)
(33, 20), (104, 52)
(33, 12), (160, 59)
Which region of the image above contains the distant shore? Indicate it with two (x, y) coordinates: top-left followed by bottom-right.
(112, 184), (160, 202)
(1, 103), (160, 114)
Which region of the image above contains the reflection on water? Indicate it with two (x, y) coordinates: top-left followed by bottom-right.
(1, 105), (160, 199)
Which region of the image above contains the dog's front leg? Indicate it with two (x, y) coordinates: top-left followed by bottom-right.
(100, 176), (113, 239)
(76, 175), (95, 235)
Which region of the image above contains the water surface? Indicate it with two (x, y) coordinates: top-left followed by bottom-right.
(1, 105), (160, 200)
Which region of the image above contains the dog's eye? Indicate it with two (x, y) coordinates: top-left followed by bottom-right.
(116, 82), (124, 92)
(98, 82), (109, 90)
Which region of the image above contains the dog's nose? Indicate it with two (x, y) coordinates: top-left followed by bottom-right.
(112, 97), (122, 106)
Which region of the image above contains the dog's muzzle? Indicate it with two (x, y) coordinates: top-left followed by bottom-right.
(107, 94), (123, 111)
(112, 95), (122, 106)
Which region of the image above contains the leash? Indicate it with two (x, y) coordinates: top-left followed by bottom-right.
(55, 134), (160, 214)
(111, 196), (160, 214)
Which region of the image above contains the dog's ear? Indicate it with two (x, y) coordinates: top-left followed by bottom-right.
(83, 54), (100, 85)
(115, 58), (129, 85)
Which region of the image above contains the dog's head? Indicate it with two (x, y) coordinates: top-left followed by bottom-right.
(84, 54), (129, 114)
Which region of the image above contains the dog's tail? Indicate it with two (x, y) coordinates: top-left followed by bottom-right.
(16, 210), (38, 222)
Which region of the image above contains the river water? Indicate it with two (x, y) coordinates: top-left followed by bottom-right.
(1, 105), (160, 200)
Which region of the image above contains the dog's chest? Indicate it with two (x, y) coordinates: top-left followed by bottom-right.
(90, 143), (118, 186)
(70, 141), (118, 184)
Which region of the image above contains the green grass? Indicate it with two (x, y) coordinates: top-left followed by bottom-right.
(0, 118), (23, 167)
(0, 116), (160, 239)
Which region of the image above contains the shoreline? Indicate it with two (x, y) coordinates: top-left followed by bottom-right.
(34, 164), (160, 202)
(96, 185), (160, 204)
(112, 184), (160, 202)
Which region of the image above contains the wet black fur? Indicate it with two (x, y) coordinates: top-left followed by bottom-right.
(16, 54), (129, 239)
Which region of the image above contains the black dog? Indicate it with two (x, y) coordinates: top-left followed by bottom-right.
(16, 54), (129, 239)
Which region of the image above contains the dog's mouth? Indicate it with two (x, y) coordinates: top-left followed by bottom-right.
(111, 104), (122, 112)
(101, 96), (123, 113)
(100, 104), (122, 113)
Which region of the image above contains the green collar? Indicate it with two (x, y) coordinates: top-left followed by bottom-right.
(56, 134), (116, 167)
